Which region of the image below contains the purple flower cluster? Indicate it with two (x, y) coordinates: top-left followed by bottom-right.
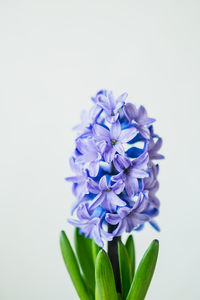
(66, 90), (164, 247)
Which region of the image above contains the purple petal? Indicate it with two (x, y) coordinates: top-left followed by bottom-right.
(76, 138), (89, 154)
(149, 195), (160, 208)
(104, 146), (116, 162)
(113, 142), (124, 156)
(105, 191), (126, 211)
(139, 117), (156, 126)
(137, 105), (147, 120)
(87, 178), (101, 194)
(134, 193), (148, 212)
(99, 175), (108, 190)
(124, 103), (138, 122)
(92, 226), (104, 247)
(93, 124), (110, 142)
(138, 126), (150, 139)
(118, 206), (132, 218)
(65, 175), (83, 182)
(101, 229), (113, 241)
(106, 114), (119, 124)
(87, 160), (100, 177)
(89, 193), (105, 211)
(125, 177), (138, 196)
(110, 120), (121, 139)
(112, 181), (125, 194)
(68, 218), (87, 227)
(76, 203), (90, 220)
(105, 213), (121, 225)
(120, 127), (138, 143)
(150, 153), (165, 160)
(111, 172), (125, 182)
(112, 220), (126, 236)
(130, 168), (149, 178)
(108, 91), (115, 109)
(133, 151), (149, 169)
(153, 137), (163, 152)
(113, 154), (131, 171)
(132, 212), (150, 223)
(75, 183), (89, 198)
(96, 94), (110, 112)
(69, 156), (80, 174)
(116, 92), (128, 104)
(97, 140), (107, 154)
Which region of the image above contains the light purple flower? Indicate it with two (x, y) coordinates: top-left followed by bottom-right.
(112, 151), (149, 196)
(95, 91), (128, 123)
(66, 90), (163, 242)
(68, 203), (113, 247)
(65, 157), (89, 199)
(93, 120), (137, 162)
(148, 136), (165, 161)
(105, 193), (150, 236)
(75, 137), (102, 177)
(124, 103), (155, 139)
(73, 105), (102, 138)
(87, 175), (126, 212)
(143, 163), (160, 208)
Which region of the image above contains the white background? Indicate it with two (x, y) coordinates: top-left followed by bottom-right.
(0, 1), (200, 299)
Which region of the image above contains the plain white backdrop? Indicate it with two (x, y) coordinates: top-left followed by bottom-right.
(0, 1), (200, 299)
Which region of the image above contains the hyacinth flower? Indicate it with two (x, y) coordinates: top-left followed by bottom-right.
(60, 90), (164, 300)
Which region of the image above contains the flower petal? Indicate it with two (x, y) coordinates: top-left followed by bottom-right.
(87, 178), (101, 194)
(113, 142), (124, 156)
(139, 117), (156, 126)
(137, 105), (147, 120)
(89, 193), (105, 211)
(120, 127), (138, 143)
(93, 124), (110, 142)
(124, 103), (138, 122)
(125, 177), (138, 196)
(110, 120), (121, 139)
(130, 168), (149, 178)
(99, 175), (108, 190)
(113, 154), (131, 171)
(104, 146), (116, 162)
(112, 181), (125, 194)
(105, 213), (121, 225)
(138, 126), (150, 139)
(87, 160), (100, 177)
(76, 138), (89, 154)
(106, 191), (126, 210)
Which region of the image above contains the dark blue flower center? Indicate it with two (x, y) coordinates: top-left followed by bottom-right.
(111, 139), (117, 145)
(124, 167), (130, 175)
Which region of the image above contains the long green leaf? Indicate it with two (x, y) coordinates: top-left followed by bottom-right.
(126, 239), (159, 300)
(60, 231), (92, 300)
(118, 241), (132, 300)
(92, 240), (101, 265)
(74, 228), (95, 292)
(95, 250), (118, 300)
(125, 235), (135, 279)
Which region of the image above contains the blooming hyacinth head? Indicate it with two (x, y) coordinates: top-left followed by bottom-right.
(66, 90), (164, 247)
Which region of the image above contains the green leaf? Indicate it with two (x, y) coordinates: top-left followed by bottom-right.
(74, 228), (95, 292)
(60, 231), (92, 300)
(95, 250), (118, 300)
(125, 235), (135, 279)
(92, 240), (101, 265)
(118, 241), (132, 300)
(126, 239), (159, 300)
(118, 293), (122, 300)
